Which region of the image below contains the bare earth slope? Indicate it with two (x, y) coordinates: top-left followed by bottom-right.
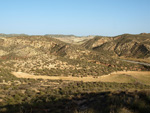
(82, 33), (150, 59)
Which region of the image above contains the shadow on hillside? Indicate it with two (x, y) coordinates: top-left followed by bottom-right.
(1, 91), (150, 113)
(143, 65), (150, 71)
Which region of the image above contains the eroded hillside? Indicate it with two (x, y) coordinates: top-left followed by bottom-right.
(82, 33), (150, 59)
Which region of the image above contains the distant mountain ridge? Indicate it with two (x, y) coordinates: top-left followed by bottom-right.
(0, 33), (28, 37)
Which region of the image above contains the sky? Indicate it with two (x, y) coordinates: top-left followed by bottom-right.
(0, 0), (150, 36)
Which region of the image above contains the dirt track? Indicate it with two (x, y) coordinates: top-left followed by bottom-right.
(12, 71), (150, 83)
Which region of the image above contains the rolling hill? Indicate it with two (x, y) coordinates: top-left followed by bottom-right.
(0, 35), (147, 77)
(82, 33), (150, 59)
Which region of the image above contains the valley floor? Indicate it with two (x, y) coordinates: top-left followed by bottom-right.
(12, 71), (150, 85)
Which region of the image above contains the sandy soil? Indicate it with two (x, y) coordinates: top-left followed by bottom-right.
(12, 71), (150, 84)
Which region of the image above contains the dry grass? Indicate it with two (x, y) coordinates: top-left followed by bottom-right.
(102, 71), (150, 85)
(12, 71), (150, 84)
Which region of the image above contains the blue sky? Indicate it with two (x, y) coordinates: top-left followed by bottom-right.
(0, 0), (150, 36)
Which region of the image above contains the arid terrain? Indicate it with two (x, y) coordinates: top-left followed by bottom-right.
(0, 33), (150, 113)
(12, 71), (150, 85)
